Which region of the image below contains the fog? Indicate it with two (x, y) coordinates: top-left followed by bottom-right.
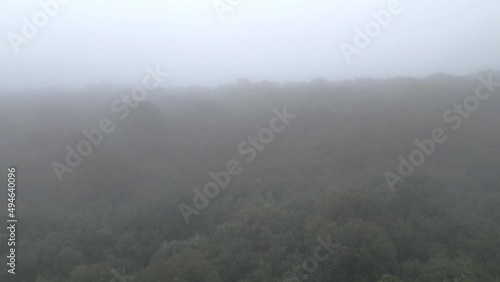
(3, 1), (500, 281)
(2, 0), (499, 89)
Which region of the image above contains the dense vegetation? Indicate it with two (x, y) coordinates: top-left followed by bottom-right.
(1, 72), (500, 281)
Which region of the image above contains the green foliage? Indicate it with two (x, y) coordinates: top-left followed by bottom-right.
(67, 263), (113, 282)
(140, 249), (222, 282)
(2, 74), (500, 281)
(378, 274), (402, 282)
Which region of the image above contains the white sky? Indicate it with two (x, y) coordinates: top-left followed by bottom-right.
(1, 0), (499, 88)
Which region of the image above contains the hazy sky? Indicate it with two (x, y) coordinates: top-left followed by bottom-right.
(1, 0), (499, 89)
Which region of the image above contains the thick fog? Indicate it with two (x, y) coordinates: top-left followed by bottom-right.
(2, 0), (499, 89)
(3, 1), (500, 281)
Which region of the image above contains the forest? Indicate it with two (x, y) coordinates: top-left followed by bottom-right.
(1, 72), (500, 281)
